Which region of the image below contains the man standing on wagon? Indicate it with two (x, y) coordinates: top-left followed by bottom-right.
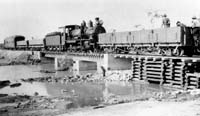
(161, 14), (170, 28)
(191, 16), (200, 49)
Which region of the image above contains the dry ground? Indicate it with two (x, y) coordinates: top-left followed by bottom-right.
(59, 100), (200, 116)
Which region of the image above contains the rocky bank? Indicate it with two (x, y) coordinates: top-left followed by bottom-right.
(0, 50), (41, 66)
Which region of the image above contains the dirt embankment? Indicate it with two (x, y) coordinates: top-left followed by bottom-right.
(0, 50), (40, 66)
(1, 87), (200, 116)
(59, 89), (200, 116)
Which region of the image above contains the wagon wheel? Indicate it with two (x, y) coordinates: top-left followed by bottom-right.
(160, 48), (174, 56)
(172, 47), (184, 56)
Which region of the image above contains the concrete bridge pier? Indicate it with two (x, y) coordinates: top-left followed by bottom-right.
(103, 54), (132, 70)
(54, 57), (60, 71)
(31, 51), (45, 60)
(53, 53), (132, 73)
(72, 54), (132, 74)
(54, 56), (71, 71)
(73, 60), (98, 72)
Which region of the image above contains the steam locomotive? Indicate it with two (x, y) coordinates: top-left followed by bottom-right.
(3, 24), (200, 56)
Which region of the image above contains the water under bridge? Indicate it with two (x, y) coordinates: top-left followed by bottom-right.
(41, 51), (200, 89)
(4, 49), (200, 90)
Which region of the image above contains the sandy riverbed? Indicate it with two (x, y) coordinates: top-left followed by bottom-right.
(59, 100), (200, 116)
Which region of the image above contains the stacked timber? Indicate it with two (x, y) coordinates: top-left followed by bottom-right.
(131, 56), (200, 89)
(144, 57), (165, 85)
(185, 73), (200, 89)
(168, 59), (186, 88)
(132, 57), (145, 80)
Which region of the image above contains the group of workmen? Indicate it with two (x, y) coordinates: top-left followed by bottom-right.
(161, 14), (200, 28)
(162, 14), (200, 47)
(80, 17), (105, 36)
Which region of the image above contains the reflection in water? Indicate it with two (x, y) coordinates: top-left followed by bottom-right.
(44, 82), (103, 107)
(0, 80), (171, 107)
(102, 81), (169, 102)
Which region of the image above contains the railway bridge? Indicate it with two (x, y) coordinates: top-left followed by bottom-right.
(42, 51), (132, 72)
(42, 51), (200, 89)
(2, 49), (200, 89)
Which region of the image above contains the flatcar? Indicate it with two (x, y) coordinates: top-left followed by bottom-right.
(28, 39), (44, 51)
(16, 40), (28, 50)
(4, 35), (25, 49)
(98, 26), (198, 56)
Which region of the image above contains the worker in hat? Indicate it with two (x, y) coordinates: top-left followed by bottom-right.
(80, 20), (87, 34)
(191, 16), (200, 27)
(95, 17), (101, 26)
(161, 14), (170, 28)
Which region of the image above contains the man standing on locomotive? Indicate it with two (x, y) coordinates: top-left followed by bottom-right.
(95, 17), (101, 26)
(161, 14), (170, 28)
(191, 16), (200, 27)
(94, 17), (106, 33)
(80, 20), (87, 35)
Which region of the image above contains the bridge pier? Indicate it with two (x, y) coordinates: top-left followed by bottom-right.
(54, 57), (60, 70)
(71, 54), (132, 73)
(54, 56), (73, 71)
(49, 53), (132, 73)
(31, 51), (45, 60)
(103, 54), (132, 70)
(73, 60), (98, 72)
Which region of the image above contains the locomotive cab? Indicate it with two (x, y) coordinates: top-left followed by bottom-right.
(59, 25), (82, 51)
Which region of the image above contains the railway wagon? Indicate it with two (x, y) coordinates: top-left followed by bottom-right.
(16, 40), (28, 50)
(98, 27), (194, 56)
(4, 35), (25, 49)
(44, 32), (65, 51)
(28, 39), (44, 51)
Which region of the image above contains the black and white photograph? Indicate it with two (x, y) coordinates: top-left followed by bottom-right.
(0, 0), (200, 116)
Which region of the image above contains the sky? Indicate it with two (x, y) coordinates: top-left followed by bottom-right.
(0, 0), (200, 42)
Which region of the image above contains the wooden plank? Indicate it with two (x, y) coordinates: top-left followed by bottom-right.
(147, 78), (162, 82)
